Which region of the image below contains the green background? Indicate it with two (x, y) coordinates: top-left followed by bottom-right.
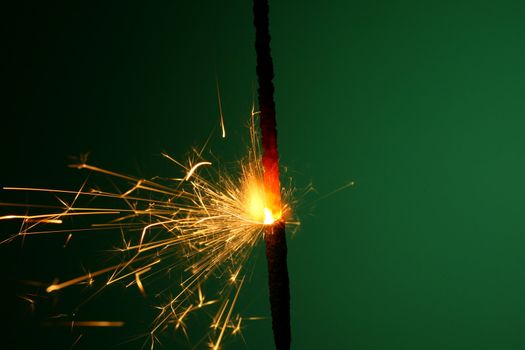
(2, 1), (525, 349)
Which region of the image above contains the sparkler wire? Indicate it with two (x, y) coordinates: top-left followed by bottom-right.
(253, 1), (292, 349)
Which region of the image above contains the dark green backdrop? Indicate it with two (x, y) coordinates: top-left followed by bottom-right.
(2, 1), (525, 349)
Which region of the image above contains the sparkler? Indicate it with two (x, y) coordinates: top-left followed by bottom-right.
(1, 2), (295, 348)
(0, 107), (298, 349)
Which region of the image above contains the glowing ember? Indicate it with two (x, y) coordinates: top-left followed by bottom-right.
(243, 176), (281, 226)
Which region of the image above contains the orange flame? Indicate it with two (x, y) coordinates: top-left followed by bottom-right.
(243, 176), (281, 225)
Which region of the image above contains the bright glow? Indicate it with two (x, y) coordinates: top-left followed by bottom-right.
(244, 178), (266, 222)
(263, 207), (274, 225)
(243, 177), (280, 225)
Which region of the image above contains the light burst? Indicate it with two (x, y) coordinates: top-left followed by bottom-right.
(0, 110), (298, 349)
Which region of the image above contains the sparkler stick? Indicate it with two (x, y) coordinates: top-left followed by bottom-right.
(253, 1), (291, 349)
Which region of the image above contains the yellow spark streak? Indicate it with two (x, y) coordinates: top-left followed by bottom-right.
(46, 264), (121, 293)
(231, 317), (242, 335)
(107, 259), (161, 285)
(69, 164), (178, 196)
(19, 295), (36, 312)
(11, 227), (113, 237)
(229, 266), (242, 283)
(30, 218), (63, 224)
(198, 285), (204, 307)
(139, 221), (177, 250)
(211, 300), (229, 330)
(70, 334), (83, 349)
(211, 278), (244, 350)
(63, 233), (73, 248)
(184, 161), (212, 181)
(3, 186), (180, 206)
(42, 321), (124, 327)
(175, 305), (192, 330)
(216, 80), (226, 138)
(0, 214), (63, 224)
(135, 268), (150, 296)
(0, 212), (118, 221)
(121, 179), (144, 198)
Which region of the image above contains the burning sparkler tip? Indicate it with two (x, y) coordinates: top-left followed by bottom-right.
(1, 93), (299, 349)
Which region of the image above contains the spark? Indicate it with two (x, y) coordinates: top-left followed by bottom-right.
(63, 233), (73, 248)
(46, 264), (121, 293)
(231, 316), (242, 335)
(135, 269), (148, 296)
(1, 114), (298, 349)
(0, 216), (63, 224)
(184, 161), (212, 181)
(69, 334), (83, 350)
(42, 321), (125, 327)
(216, 79), (226, 138)
(209, 277), (244, 350)
(19, 295), (36, 312)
